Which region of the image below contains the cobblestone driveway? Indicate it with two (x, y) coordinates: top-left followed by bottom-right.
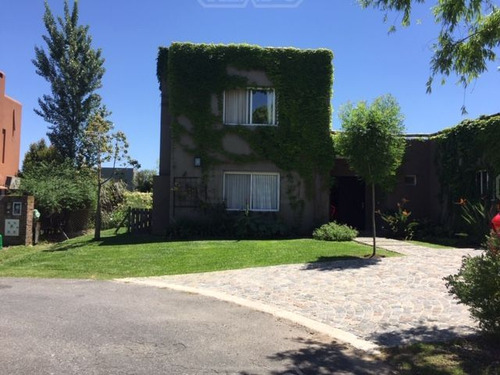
(119, 238), (482, 348)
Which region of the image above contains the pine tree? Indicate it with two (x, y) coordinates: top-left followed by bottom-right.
(33, 0), (106, 164)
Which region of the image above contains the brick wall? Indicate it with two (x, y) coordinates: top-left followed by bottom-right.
(0, 196), (34, 246)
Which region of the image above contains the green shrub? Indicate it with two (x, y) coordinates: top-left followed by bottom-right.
(134, 169), (155, 192)
(312, 222), (358, 241)
(167, 216), (232, 240)
(379, 199), (418, 240)
(458, 199), (490, 245)
(122, 191), (153, 209)
(99, 181), (127, 230)
(19, 160), (96, 234)
(166, 204), (288, 240)
(233, 212), (288, 239)
(101, 189), (153, 230)
(445, 231), (500, 338)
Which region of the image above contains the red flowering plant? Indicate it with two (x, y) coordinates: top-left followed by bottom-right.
(378, 198), (418, 240)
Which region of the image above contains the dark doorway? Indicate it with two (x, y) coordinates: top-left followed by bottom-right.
(330, 176), (366, 230)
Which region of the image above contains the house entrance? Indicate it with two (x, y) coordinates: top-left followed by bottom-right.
(330, 176), (366, 230)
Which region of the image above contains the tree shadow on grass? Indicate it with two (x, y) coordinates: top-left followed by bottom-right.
(302, 256), (382, 271)
(374, 326), (500, 375)
(96, 232), (167, 246)
(240, 337), (394, 375)
(96, 233), (255, 246)
(43, 238), (95, 252)
(368, 324), (478, 347)
(42, 232), (167, 252)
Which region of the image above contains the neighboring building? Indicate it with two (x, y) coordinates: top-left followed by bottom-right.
(331, 112), (500, 232)
(153, 43), (334, 235)
(331, 137), (442, 231)
(0, 71), (22, 192)
(101, 167), (137, 191)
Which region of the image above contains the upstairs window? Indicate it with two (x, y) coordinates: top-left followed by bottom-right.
(224, 88), (276, 126)
(223, 172), (279, 211)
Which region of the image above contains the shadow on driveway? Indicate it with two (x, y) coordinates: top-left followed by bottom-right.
(302, 256), (382, 271)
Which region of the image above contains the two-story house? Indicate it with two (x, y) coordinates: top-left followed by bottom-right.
(152, 43), (335, 235)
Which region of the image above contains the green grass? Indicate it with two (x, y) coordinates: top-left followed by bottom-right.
(384, 337), (500, 375)
(408, 240), (454, 249)
(0, 230), (397, 279)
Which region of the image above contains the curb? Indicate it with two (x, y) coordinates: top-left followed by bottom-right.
(115, 278), (381, 355)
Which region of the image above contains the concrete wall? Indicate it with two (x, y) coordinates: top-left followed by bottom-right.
(0, 72), (22, 189)
(0, 196), (34, 246)
(101, 167), (136, 191)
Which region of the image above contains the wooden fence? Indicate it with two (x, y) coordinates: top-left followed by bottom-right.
(128, 208), (152, 234)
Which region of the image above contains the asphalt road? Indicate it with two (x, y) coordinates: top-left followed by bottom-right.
(0, 278), (392, 374)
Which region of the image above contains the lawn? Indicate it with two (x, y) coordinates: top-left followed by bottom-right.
(384, 337), (500, 375)
(0, 230), (397, 279)
(408, 240), (453, 249)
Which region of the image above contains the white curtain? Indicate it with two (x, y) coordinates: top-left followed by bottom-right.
(251, 174), (278, 210)
(225, 174), (251, 210)
(224, 90), (247, 124)
(266, 90), (274, 125)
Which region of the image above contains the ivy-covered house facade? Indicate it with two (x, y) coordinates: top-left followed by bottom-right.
(152, 43), (335, 235)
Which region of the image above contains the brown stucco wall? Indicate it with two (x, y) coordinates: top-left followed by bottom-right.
(0, 72), (22, 188)
(0, 195), (34, 246)
(380, 138), (441, 222)
(331, 138), (443, 230)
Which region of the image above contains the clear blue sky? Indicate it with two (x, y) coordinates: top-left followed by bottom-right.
(1, 0), (499, 170)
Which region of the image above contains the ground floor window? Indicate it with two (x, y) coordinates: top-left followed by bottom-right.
(223, 172), (279, 211)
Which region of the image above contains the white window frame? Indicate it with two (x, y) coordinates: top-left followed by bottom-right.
(476, 170), (489, 196)
(223, 88), (277, 126)
(223, 172), (280, 212)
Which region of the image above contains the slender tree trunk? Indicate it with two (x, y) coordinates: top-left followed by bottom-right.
(371, 182), (377, 257)
(94, 168), (102, 241)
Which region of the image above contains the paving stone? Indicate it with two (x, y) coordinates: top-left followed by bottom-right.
(121, 237), (483, 347)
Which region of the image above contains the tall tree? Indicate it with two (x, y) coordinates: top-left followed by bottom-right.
(360, 1), (500, 99)
(134, 169), (156, 192)
(33, 0), (106, 163)
(21, 139), (62, 176)
(83, 113), (137, 240)
(19, 160), (96, 237)
(336, 94), (406, 256)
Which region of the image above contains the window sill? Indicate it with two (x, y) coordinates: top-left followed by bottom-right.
(226, 209), (279, 212)
(223, 123), (278, 127)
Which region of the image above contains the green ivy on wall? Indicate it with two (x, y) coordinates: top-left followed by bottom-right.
(433, 113), (500, 208)
(156, 42), (335, 197)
